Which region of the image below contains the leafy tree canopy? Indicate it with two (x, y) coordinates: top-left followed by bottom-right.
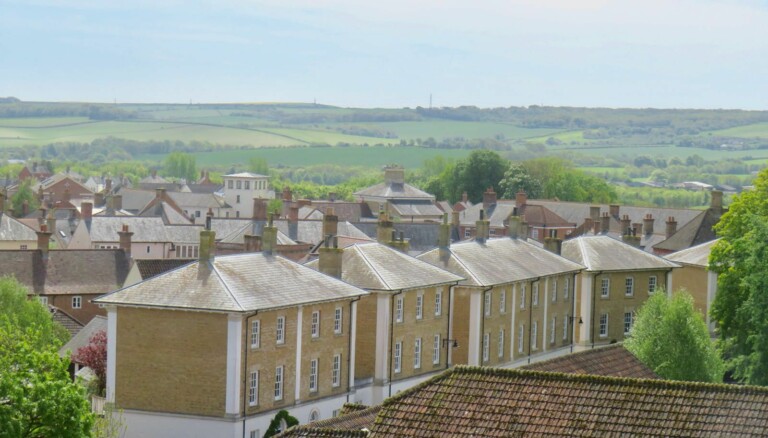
(499, 162), (543, 199)
(163, 151), (197, 182)
(0, 276), (69, 348)
(10, 179), (40, 218)
(625, 290), (724, 382)
(444, 149), (507, 203)
(710, 167), (768, 385)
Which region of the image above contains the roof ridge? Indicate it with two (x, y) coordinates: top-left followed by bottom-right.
(576, 237), (592, 270)
(210, 259), (247, 312)
(356, 245), (391, 290)
(445, 243), (483, 285)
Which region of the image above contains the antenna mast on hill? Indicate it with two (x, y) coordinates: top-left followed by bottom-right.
(429, 93), (432, 109)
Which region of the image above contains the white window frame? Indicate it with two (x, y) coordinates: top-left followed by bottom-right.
(332, 354), (341, 387)
(625, 277), (634, 296)
(395, 296), (403, 323)
(435, 289), (443, 316)
(531, 321), (538, 350)
(334, 307), (342, 334)
(433, 334), (441, 365)
(249, 370), (259, 406)
(498, 329), (504, 359)
(37, 296), (48, 305)
(601, 277), (610, 298)
(394, 341), (402, 373)
(311, 311), (320, 338)
(624, 311), (633, 335)
(533, 283), (539, 306)
(309, 359), (318, 393)
(251, 320), (261, 348)
(482, 333), (490, 362)
(550, 316), (556, 344)
(599, 313), (609, 338)
(648, 276), (657, 294)
(563, 315), (568, 340)
(484, 291), (491, 317)
(72, 296), (82, 309)
(276, 316), (285, 344)
(274, 366), (283, 401)
(520, 284), (526, 309)
(564, 277), (570, 299)
(416, 294), (423, 320)
(414, 338), (422, 369)
(500, 289), (506, 314)
(464, 228), (471, 238)
(552, 279), (558, 302)
(518, 324), (524, 353)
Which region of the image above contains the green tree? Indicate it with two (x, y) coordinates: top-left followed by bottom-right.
(249, 157), (269, 175)
(263, 409), (299, 437)
(445, 150), (507, 203)
(0, 322), (94, 438)
(709, 168), (768, 385)
(625, 290), (724, 382)
(10, 179), (40, 218)
(499, 162), (543, 199)
(0, 276), (69, 348)
(163, 151), (197, 182)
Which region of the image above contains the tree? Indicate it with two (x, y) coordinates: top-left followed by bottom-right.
(10, 179), (40, 218)
(163, 151), (197, 182)
(0, 321), (94, 437)
(263, 410), (299, 437)
(0, 276), (69, 348)
(249, 157), (269, 175)
(445, 150), (507, 203)
(625, 290), (723, 382)
(71, 330), (107, 395)
(709, 168), (768, 385)
(499, 162), (542, 199)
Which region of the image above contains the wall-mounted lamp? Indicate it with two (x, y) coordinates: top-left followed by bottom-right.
(569, 315), (583, 325)
(442, 338), (459, 349)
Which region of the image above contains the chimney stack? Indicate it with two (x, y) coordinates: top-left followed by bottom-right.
(318, 235), (343, 279)
(199, 213), (216, 262)
(520, 218), (529, 239)
(243, 234), (262, 252)
(282, 186), (293, 203)
(583, 217), (594, 235)
(105, 178), (112, 193)
(252, 198), (267, 221)
(475, 209), (490, 244)
(483, 187), (498, 210)
(155, 188), (166, 201)
(22, 200), (29, 217)
(118, 224), (133, 259)
(438, 213), (451, 261)
(622, 226), (641, 248)
(94, 192), (105, 207)
(589, 205), (601, 221)
(47, 209), (56, 235)
(384, 166), (405, 185)
(543, 229), (562, 255)
(323, 207), (338, 237)
(113, 195), (123, 211)
(710, 190), (723, 212)
(508, 215), (521, 239)
(262, 214), (278, 255)
(37, 224), (51, 258)
(643, 214), (655, 235)
(81, 202), (93, 221)
(389, 230), (410, 253)
(666, 217), (677, 239)
(376, 209), (394, 244)
(600, 212), (610, 234)
(515, 190), (527, 209)
(609, 204), (620, 218)
(620, 214), (632, 236)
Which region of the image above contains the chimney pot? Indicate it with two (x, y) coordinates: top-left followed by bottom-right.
(643, 214), (655, 235)
(515, 191), (527, 209)
(483, 187), (498, 210)
(609, 204), (620, 218)
(665, 216), (678, 239)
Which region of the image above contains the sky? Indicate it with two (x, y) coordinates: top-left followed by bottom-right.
(1, 0), (766, 109)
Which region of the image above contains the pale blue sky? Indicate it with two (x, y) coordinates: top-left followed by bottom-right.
(1, 0), (766, 109)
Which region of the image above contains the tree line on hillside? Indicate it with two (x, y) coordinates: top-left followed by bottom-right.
(0, 102), (139, 120)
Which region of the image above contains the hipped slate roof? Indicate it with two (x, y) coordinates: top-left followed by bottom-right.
(306, 242), (463, 291)
(653, 208), (724, 252)
(95, 253), (368, 312)
(85, 216), (201, 243)
(0, 249), (130, 296)
(59, 315), (107, 357)
(460, 201), (573, 228)
(354, 182), (434, 201)
(417, 238), (584, 287)
(524, 344), (658, 379)
(562, 235), (679, 272)
(369, 366), (768, 437)
(665, 239), (720, 268)
(0, 213), (37, 241)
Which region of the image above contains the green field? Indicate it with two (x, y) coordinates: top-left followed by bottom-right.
(310, 121), (563, 141)
(135, 146), (474, 168)
(708, 123), (768, 138)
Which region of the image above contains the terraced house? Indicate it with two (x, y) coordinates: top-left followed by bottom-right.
(95, 219), (368, 437)
(418, 213), (584, 367)
(561, 235), (679, 347)
(306, 213), (463, 405)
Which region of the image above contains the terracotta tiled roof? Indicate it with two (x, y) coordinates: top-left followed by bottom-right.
(368, 366), (768, 437)
(524, 344), (658, 379)
(50, 306), (84, 336)
(278, 404), (380, 438)
(134, 259), (192, 281)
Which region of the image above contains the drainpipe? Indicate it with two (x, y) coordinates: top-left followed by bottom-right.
(388, 289), (404, 398)
(478, 285), (493, 365)
(241, 310), (260, 438)
(527, 277), (540, 365)
(591, 271), (603, 349)
(570, 271), (578, 353)
(346, 295), (361, 403)
(445, 283), (458, 369)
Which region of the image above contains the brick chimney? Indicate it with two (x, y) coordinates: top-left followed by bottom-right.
(543, 229), (562, 255)
(710, 190), (723, 212)
(282, 186), (293, 203)
(94, 192), (105, 207)
(376, 209), (394, 244)
(643, 214), (654, 235)
(515, 191), (527, 209)
(475, 209), (490, 244)
(389, 230), (410, 253)
(22, 200), (29, 217)
(583, 217), (594, 235)
(288, 205), (299, 221)
(508, 215), (521, 239)
(600, 212), (610, 234)
(620, 214), (632, 236)
(384, 166), (405, 185)
(609, 204), (620, 218)
(262, 214), (278, 255)
(666, 217), (677, 239)
(287, 205), (299, 240)
(520, 218), (529, 239)
(199, 213), (216, 262)
(105, 178), (112, 193)
(81, 201), (93, 221)
(323, 207), (338, 237)
(622, 226), (641, 248)
(252, 198), (267, 220)
(118, 224), (133, 259)
(243, 234), (262, 252)
(113, 195), (123, 211)
(483, 187), (498, 211)
(318, 235), (343, 278)
(47, 209), (56, 235)
(589, 205), (600, 221)
(37, 224), (51, 259)
(155, 188), (166, 201)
